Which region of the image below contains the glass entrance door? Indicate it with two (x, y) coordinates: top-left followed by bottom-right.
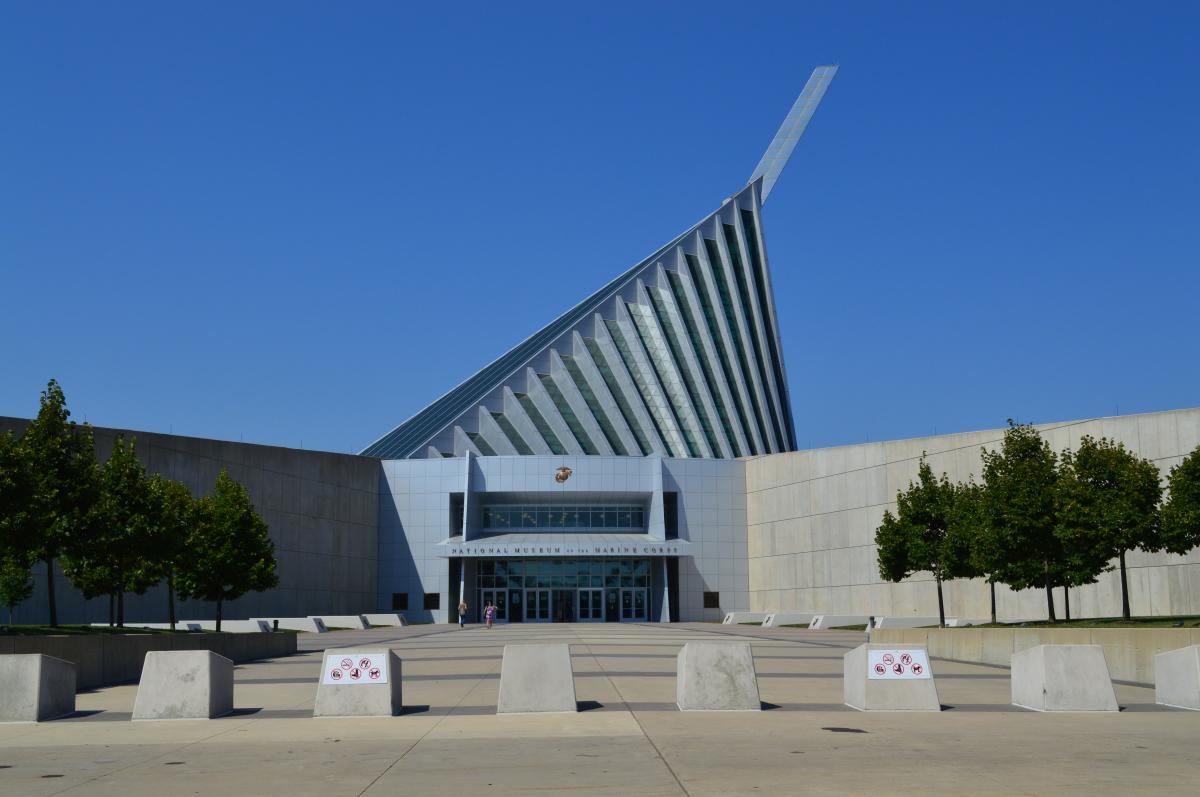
(620, 588), (648, 622)
(577, 589), (604, 622)
(525, 589), (550, 622)
(479, 589), (507, 623)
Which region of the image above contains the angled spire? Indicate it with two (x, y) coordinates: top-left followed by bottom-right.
(749, 65), (838, 204)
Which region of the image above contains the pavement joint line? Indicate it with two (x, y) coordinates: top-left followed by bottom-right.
(581, 636), (690, 796)
(44, 712), (263, 796)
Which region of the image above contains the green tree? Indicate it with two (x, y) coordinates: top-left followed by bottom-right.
(0, 431), (31, 558)
(1162, 445), (1200, 556)
(875, 457), (974, 627)
(980, 421), (1064, 622)
(1056, 436), (1163, 621)
(177, 469), (278, 631)
(946, 479), (1000, 624)
(17, 380), (100, 626)
(0, 552), (34, 625)
(146, 476), (198, 630)
(63, 436), (159, 627)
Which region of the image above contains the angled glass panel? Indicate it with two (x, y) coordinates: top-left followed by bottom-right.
(516, 393), (567, 455)
(539, 374), (598, 454)
(723, 223), (785, 447)
(492, 412), (534, 455)
(583, 338), (653, 455)
(624, 304), (703, 457)
(561, 355), (628, 455)
(703, 238), (771, 448)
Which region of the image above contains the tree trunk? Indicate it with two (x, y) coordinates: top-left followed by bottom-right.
(108, 593), (114, 626)
(1063, 587), (1071, 621)
(216, 597), (222, 633)
(117, 589), (124, 628)
(45, 557), (57, 627)
(1044, 566), (1056, 623)
(935, 573), (946, 628)
(989, 580), (997, 625)
(167, 571), (176, 632)
(1119, 550), (1131, 621)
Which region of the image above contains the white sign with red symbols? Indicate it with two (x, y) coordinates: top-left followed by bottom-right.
(867, 649), (931, 680)
(321, 651), (389, 685)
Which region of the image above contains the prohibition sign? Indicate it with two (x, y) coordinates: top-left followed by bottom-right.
(359, 658), (372, 670)
(330, 669), (343, 680)
(900, 653), (913, 666)
(349, 668), (362, 680)
(368, 667), (381, 680)
(911, 663), (924, 675)
(340, 657), (353, 670)
(892, 663), (904, 675)
(873, 663), (887, 675)
(882, 654), (895, 665)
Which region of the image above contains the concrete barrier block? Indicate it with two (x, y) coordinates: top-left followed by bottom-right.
(184, 620), (270, 633)
(313, 649), (402, 717)
(761, 613), (816, 627)
(1154, 645), (1200, 710)
(843, 643), (940, 711)
(497, 644), (576, 714)
(1011, 645), (1118, 712)
(363, 613), (407, 627)
(810, 615), (870, 630)
(132, 650), (234, 719)
(309, 615), (368, 630)
(676, 642), (761, 711)
(0, 654), (76, 722)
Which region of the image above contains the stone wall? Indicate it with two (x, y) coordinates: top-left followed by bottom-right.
(0, 418), (380, 625)
(745, 408), (1200, 621)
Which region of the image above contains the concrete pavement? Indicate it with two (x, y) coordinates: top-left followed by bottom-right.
(0, 622), (1196, 796)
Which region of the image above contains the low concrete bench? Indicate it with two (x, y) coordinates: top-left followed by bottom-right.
(676, 641), (761, 711)
(1154, 645), (1200, 710)
(810, 615), (870, 630)
(314, 648), (402, 717)
(761, 613), (816, 627)
(843, 643), (940, 711)
(0, 654), (76, 722)
(1011, 645), (1118, 712)
(310, 615), (369, 630)
(872, 617), (949, 630)
(363, 613), (407, 627)
(133, 650), (234, 720)
(183, 620), (271, 633)
(497, 644), (576, 714)
(251, 617), (327, 633)
(721, 612), (769, 625)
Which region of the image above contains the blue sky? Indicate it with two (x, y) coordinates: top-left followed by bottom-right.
(2, 2), (1197, 454)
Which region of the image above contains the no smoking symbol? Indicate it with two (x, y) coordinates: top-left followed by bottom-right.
(882, 654), (894, 665)
(340, 658), (353, 670)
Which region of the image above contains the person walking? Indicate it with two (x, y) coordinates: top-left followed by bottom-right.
(484, 600), (495, 629)
(458, 599), (468, 628)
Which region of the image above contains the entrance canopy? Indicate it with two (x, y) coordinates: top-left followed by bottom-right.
(438, 533), (691, 558)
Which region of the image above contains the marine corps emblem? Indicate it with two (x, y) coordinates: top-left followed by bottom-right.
(554, 466), (573, 483)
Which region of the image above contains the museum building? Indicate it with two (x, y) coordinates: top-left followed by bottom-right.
(7, 64), (1198, 628)
(364, 67), (839, 624)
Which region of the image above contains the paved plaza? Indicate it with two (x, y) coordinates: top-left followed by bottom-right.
(1, 623), (1197, 796)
